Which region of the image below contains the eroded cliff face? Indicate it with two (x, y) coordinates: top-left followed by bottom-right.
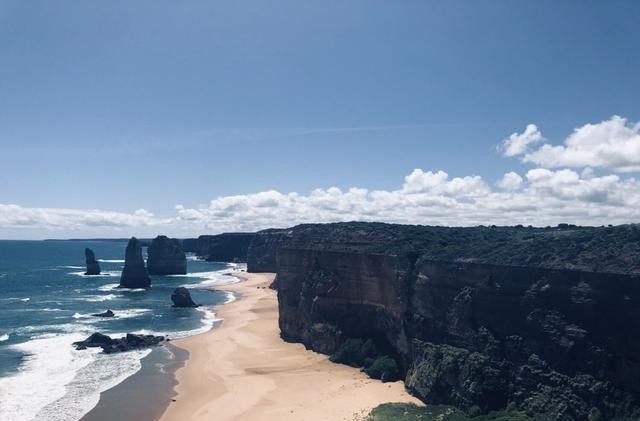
(147, 235), (187, 275)
(272, 223), (640, 420)
(183, 233), (255, 262)
(247, 229), (289, 273)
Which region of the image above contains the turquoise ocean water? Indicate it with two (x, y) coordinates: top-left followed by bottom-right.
(0, 240), (237, 421)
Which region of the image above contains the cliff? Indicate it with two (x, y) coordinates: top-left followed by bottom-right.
(247, 228), (289, 272)
(84, 248), (101, 275)
(271, 222), (640, 420)
(182, 233), (255, 262)
(119, 237), (151, 288)
(147, 235), (187, 275)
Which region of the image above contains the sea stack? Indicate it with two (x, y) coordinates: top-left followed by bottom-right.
(119, 237), (151, 288)
(147, 235), (187, 275)
(171, 287), (199, 307)
(84, 248), (101, 275)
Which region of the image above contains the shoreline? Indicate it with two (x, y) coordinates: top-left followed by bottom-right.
(159, 272), (422, 421)
(80, 343), (188, 421)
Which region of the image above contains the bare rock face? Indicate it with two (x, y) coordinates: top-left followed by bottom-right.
(84, 248), (101, 275)
(147, 235), (187, 275)
(263, 222), (640, 421)
(247, 229), (289, 272)
(119, 237), (151, 288)
(171, 287), (199, 307)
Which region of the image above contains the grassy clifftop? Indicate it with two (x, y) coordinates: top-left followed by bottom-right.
(280, 222), (640, 275)
(365, 403), (533, 421)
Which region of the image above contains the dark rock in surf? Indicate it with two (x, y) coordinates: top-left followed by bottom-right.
(91, 309), (114, 318)
(147, 235), (187, 275)
(119, 237), (151, 288)
(171, 287), (199, 308)
(73, 332), (164, 353)
(84, 248), (101, 275)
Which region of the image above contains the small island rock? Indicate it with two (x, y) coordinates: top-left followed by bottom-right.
(171, 287), (199, 307)
(147, 235), (187, 275)
(91, 309), (114, 318)
(119, 237), (151, 288)
(84, 248), (101, 275)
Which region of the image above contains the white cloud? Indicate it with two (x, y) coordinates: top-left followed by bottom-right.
(3, 166), (640, 238)
(500, 124), (544, 157)
(174, 168), (640, 232)
(0, 204), (168, 231)
(523, 116), (640, 172)
(496, 172), (523, 191)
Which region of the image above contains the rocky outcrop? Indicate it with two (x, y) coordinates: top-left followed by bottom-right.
(73, 332), (165, 353)
(84, 248), (101, 275)
(91, 309), (114, 317)
(171, 287), (199, 307)
(272, 222), (640, 420)
(147, 235), (187, 275)
(247, 229), (289, 272)
(119, 237), (151, 288)
(184, 233), (255, 262)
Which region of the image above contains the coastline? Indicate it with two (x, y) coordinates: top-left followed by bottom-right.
(159, 272), (422, 421)
(80, 344), (188, 421)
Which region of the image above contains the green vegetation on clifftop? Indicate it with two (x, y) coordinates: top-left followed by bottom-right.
(365, 403), (534, 421)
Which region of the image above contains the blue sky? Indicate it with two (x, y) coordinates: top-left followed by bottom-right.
(1, 1), (640, 238)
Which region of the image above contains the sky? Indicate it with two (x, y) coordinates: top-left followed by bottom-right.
(1, 0), (639, 239)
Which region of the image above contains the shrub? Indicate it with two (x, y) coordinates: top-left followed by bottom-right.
(330, 338), (365, 366)
(365, 355), (400, 382)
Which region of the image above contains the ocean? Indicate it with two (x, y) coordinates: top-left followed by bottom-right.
(0, 240), (238, 421)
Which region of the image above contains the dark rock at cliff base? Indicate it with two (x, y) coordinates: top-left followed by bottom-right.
(271, 222), (640, 421)
(73, 332), (164, 353)
(84, 248), (101, 275)
(119, 237), (151, 288)
(147, 235), (187, 275)
(171, 287), (199, 307)
(91, 309), (114, 318)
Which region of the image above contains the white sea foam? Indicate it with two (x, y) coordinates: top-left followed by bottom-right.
(20, 298), (30, 302)
(73, 308), (151, 321)
(58, 265), (84, 270)
(0, 329), (151, 421)
(0, 333), (9, 342)
(97, 259), (125, 263)
(0, 332), (96, 421)
(68, 270), (120, 278)
(97, 283), (118, 292)
(81, 294), (120, 302)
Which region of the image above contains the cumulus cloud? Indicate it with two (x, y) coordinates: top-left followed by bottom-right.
(3, 166), (640, 238)
(174, 168), (640, 232)
(0, 204), (168, 231)
(522, 116), (640, 172)
(496, 172), (524, 191)
(500, 124), (544, 157)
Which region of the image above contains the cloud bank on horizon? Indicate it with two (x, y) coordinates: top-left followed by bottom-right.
(2, 116), (640, 238)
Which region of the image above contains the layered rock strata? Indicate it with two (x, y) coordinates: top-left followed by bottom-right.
(147, 235), (187, 275)
(268, 222), (640, 420)
(119, 237), (151, 288)
(84, 248), (101, 275)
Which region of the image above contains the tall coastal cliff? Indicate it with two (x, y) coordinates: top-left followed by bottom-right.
(264, 222), (640, 420)
(182, 233), (255, 262)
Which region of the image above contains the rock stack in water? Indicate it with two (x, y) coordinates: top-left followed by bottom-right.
(119, 237), (151, 288)
(147, 235), (187, 275)
(84, 248), (101, 275)
(171, 287), (199, 307)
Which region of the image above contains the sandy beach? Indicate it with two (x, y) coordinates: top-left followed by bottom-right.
(159, 272), (422, 421)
